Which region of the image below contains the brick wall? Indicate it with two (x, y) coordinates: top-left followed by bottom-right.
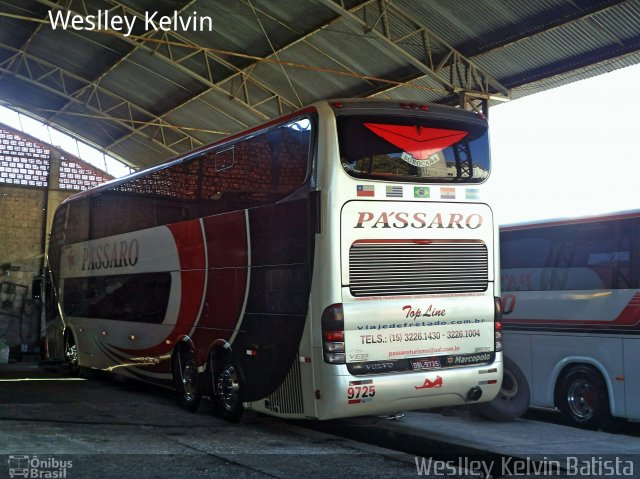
(0, 123), (113, 353)
(0, 185), (46, 282)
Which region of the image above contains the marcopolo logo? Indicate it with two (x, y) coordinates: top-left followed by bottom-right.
(451, 352), (491, 365)
(7, 455), (73, 478)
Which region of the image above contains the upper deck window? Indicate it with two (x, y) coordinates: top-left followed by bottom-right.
(337, 115), (489, 183)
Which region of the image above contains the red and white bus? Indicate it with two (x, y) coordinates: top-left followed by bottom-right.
(42, 99), (502, 421)
(501, 211), (640, 428)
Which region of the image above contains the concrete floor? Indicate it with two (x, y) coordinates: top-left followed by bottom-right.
(0, 363), (416, 478)
(2, 363), (639, 478)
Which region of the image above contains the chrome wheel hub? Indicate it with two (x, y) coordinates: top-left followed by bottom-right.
(567, 379), (595, 420)
(216, 365), (240, 412)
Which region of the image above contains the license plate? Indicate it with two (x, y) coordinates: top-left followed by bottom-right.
(411, 357), (442, 370)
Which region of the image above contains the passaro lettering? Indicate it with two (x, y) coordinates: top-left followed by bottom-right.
(82, 239), (139, 271)
(355, 211), (483, 229)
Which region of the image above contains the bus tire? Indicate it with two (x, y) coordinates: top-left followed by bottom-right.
(172, 345), (201, 412)
(556, 364), (611, 430)
(475, 356), (530, 421)
(212, 354), (244, 422)
(63, 331), (80, 376)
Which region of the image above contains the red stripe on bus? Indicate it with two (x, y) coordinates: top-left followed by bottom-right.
(504, 292), (640, 328)
(502, 211), (640, 232)
(195, 211), (249, 340)
(113, 220), (207, 356)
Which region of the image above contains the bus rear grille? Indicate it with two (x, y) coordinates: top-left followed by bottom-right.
(265, 358), (304, 415)
(349, 240), (488, 297)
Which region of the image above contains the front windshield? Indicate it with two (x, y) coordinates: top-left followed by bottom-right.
(337, 114), (489, 183)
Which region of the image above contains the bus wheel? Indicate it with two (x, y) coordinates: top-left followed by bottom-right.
(475, 356), (530, 421)
(63, 332), (79, 376)
(557, 365), (611, 430)
(212, 355), (244, 422)
(172, 346), (201, 412)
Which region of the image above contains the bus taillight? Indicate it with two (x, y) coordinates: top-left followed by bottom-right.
(322, 304), (345, 364)
(494, 297), (503, 352)
(495, 324), (503, 352)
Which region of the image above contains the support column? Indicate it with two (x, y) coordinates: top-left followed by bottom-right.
(41, 150), (62, 271)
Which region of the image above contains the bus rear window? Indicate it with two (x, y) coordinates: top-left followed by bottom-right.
(337, 115), (489, 183)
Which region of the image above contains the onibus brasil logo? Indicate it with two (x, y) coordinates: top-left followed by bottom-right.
(7, 455), (73, 478)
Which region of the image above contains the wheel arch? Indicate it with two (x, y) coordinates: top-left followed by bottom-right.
(63, 325), (76, 341)
(172, 335), (195, 357)
(204, 339), (232, 370)
(551, 357), (617, 417)
(171, 335), (199, 374)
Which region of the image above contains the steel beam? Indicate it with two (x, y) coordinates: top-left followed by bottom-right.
(0, 41), (184, 164)
(316, 0), (510, 101)
(462, 0), (630, 58)
(366, 0), (630, 104)
(104, 0), (377, 151)
(97, 0), (302, 117)
(27, 0), (289, 155)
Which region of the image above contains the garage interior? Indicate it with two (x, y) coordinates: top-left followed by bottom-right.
(0, 0), (639, 360)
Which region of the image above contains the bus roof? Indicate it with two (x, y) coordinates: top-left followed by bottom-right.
(59, 98), (486, 206)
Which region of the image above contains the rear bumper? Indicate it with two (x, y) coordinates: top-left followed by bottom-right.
(315, 354), (502, 420)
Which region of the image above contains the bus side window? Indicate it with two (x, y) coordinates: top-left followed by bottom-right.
(198, 137), (272, 213)
(500, 232), (551, 291)
(273, 122), (310, 194)
(90, 192), (157, 239)
(66, 198), (90, 244)
(197, 119), (312, 215)
(619, 218), (640, 289)
(215, 147), (234, 171)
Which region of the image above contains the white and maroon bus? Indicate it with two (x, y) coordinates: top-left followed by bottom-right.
(43, 99), (502, 421)
(501, 211), (640, 429)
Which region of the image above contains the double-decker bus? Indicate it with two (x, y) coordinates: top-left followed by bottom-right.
(42, 99), (502, 421)
(501, 211), (640, 429)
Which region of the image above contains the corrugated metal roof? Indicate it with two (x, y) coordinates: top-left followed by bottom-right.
(0, 0), (638, 169)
